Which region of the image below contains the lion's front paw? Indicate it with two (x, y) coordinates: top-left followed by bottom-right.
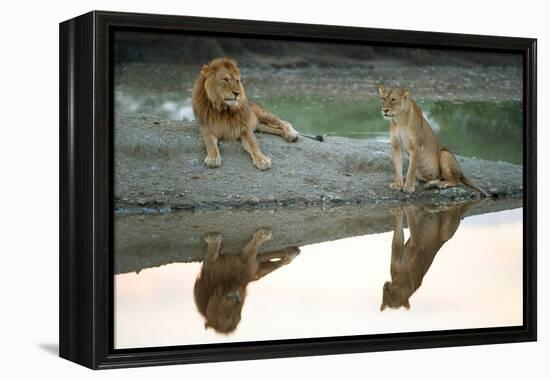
(204, 232), (222, 245)
(254, 227), (272, 241)
(253, 155), (272, 170)
(404, 182), (416, 193)
(389, 180), (403, 191)
(284, 121), (300, 143)
(204, 155), (221, 168)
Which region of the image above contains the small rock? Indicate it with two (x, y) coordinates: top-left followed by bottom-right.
(137, 198), (147, 206)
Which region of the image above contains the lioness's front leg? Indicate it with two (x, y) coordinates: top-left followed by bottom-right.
(390, 135), (404, 191)
(204, 232), (222, 264)
(391, 207), (405, 262)
(404, 145), (419, 193)
(201, 129), (221, 168)
(403, 206), (419, 242)
(240, 129), (272, 170)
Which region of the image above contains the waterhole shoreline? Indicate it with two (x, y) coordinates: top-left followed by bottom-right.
(115, 113), (523, 212)
(115, 197), (522, 274)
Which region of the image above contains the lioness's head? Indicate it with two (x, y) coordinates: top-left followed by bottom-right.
(380, 281), (411, 311)
(377, 85), (411, 120)
(201, 58), (246, 110)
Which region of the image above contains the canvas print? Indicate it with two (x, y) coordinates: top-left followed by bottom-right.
(113, 31), (523, 349)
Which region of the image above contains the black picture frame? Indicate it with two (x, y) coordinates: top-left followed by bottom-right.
(59, 10), (537, 369)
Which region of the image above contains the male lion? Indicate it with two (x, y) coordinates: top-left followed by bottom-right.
(380, 203), (475, 311)
(194, 229), (299, 334)
(192, 58), (299, 170)
(377, 85), (487, 196)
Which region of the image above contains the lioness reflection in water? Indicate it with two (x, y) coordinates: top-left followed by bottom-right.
(381, 202), (476, 311)
(194, 228), (299, 334)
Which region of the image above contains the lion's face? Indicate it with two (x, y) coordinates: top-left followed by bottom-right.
(205, 288), (245, 334)
(380, 281), (411, 311)
(202, 58), (246, 110)
(377, 85), (411, 120)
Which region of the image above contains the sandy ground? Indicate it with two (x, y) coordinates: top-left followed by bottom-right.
(114, 113), (522, 211)
(241, 65), (523, 102)
(116, 63), (523, 103)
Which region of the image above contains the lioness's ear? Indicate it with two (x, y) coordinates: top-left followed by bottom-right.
(403, 88), (411, 99)
(201, 64), (211, 77)
(377, 84), (385, 98)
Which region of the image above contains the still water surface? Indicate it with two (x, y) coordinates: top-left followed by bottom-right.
(115, 206), (522, 349)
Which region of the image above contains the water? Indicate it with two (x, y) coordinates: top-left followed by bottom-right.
(260, 97), (523, 164)
(114, 205), (522, 349)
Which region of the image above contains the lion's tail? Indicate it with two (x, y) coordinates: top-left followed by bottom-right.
(460, 174), (489, 198)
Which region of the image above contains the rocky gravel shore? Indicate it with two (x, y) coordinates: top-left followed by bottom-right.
(114, 113), (523, 211)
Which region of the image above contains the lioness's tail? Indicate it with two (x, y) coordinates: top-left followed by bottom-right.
(460, 175), (489, 197)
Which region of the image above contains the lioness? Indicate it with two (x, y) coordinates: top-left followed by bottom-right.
(380, 203), (475, 311)
(192, 58), (299, 170)
(194, 229), (299, 334)
(377, 85), (487, 196)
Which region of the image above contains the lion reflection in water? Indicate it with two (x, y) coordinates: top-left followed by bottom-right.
(194, 228), (299, 334)
(381, 203), (475, 311)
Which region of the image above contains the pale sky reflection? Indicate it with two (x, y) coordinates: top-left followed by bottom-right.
(115, 208), (522, 349)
